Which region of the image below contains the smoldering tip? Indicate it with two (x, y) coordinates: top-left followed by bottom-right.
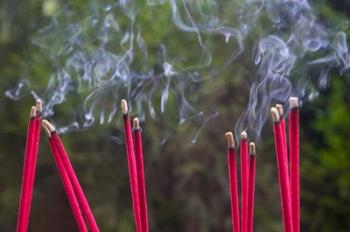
(271, 107), (280, 122)
(249, 142), (256, 156)
(42, 120), (56, 137)
(36, 99), (43, 113)
(30, 106), (37, 118)
(275, 104), (284, 116)
(240, 131), (248, 140)
(225, 131), (235, 149)
(289, 97), (299, 109)
(133, 117), (140, 130)
(121, 99), (128, 115)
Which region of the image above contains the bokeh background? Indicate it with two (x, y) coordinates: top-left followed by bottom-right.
(1, 0), (350, 231)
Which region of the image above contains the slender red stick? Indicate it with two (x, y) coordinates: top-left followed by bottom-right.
(240, 131), (249, 232)
(133, 118), (149, 232)
(16, 106), (36, 232)
(289, 97), (300, 232)
(247, 143), (256, 232)
(48, 135), (88, 232)
(271, 107), (293, 232)
(121, 100), (142, 232)
(276, 104), (288, 164)
(52, 133), (100, 232)
(225, 132), (240, 232)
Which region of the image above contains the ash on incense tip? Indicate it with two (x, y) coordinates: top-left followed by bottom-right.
(30, 106), (37, 118)
(36, 99), (43, 113)
(249, 142), (256, 156)
(289, 97), (299, 109)
(270, 107), (280, 122)
(42, 120), (56, 137)
(225, 131), (235, 148)
(121, 99), (128, 115)
(240, 131), (247, 140)
(133, 117), (141, 131)
(276, 104), (284, 117)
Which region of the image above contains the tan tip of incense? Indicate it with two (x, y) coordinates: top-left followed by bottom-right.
(289, 97), (299, 109)
(42, 120), (56, 137)
(225, 131), (235, 149)
(271, 107), (280, 122)
(133, 117), (141, 130)
(36, 99), (43, 113)
(249, 142), (256, 156)
(240, 131), (247, 140)
(121, 99), (128, 115)
(30, 106), (37, 118)
(275, 104), (284, 116)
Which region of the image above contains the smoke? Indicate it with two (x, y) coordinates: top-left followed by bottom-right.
(5, 0), (350, 141)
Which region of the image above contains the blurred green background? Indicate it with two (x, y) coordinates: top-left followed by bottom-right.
(1, 0), (350, 231)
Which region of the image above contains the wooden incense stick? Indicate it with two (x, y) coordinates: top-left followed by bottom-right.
(240, 131), (249, 232)
(43, 120), (100, 232)
(121, 99), (142, 232)
(133, 118), (149, 232)
(16, 106), (37, 232)
(247, 142), (256, 232)
(271, 107), (293, 232)
(225, 132), (240, 232)
(289, 97), (300, 232)
(42, 121), (88, 232)
(276, 104), (288, 162)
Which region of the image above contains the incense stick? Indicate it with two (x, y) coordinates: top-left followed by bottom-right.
(121, 100), (142, 232)
(247, 142), (256, 232)
(271, 107), (293, 232)
(16, 106), (37, 232)
(225, 132), (240, 232)
(289, 97), (300, 232)
(43, 121), (88, 232)
(43, 120), (100, 232)
(240, 131), (249, 232)
(276, 104), (288, 163)
(133, 118), (149, 232)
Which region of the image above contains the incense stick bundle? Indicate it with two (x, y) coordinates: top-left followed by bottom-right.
(225, 132), (240, 232)
(271, 107), (293, 232)
(289, 97), (300, 232)
(240, 131), (249, 232)
(43, 120), (100, 232)
(43, 122), (88, 232)
(16, 106), (37, 232)
(247, 143), (256, 232)
(133, 118), (149, 232)
(121, 100), (142, 232)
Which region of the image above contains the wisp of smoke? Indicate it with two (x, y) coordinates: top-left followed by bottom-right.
(5, 0), (350, 142)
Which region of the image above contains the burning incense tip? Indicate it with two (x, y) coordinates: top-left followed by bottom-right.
(42, 120), (56, 137)
(36, 99), (43, 113)
(240, 131), (247, 140)
(121, 99), (128, 115)
(30, 106), (37, 118)
(133, 117), (141, 130)
(225, 131), (235, 148)
(276, 104), (284, 116)
(289, 97), (299, 109)
(271, 107), (280, 122)
(249, 142), (256, 156)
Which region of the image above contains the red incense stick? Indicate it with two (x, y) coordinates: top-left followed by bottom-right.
(133, 118), (149, 232)
(43, 122), (88, 232)
(247, 142), (256, 232)
(289, 97), (300, 232)
(240, 131), (249, 232)
(121, 100), (142, 232)
(225, 132), (240, 232)
(271, 107), (293, 232)
(43, 120), (100, 232)
(276, 104), (288, 162)
(16, 106), (37, 232)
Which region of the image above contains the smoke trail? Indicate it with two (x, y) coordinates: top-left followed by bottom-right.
(5, 0), (350, 141)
